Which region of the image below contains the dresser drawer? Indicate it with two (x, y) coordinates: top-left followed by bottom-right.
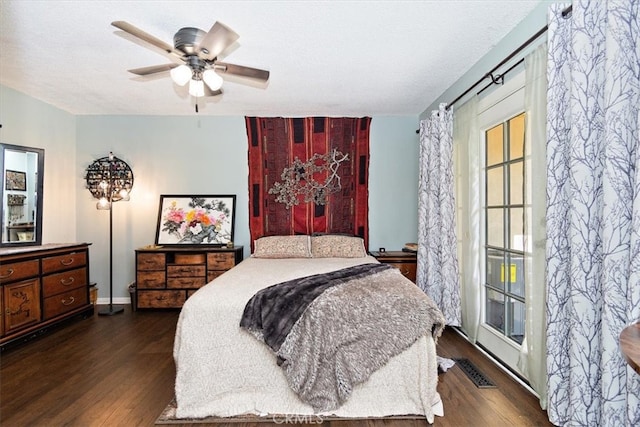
(207, 270), (227, 282)
(43, 287), (88, 320)
(387, 262), (417, 282)
(167, 265), (206, 277)
(174, 253), (206, 264)
(136, 271), (166, 289)
(42, 251), (86, 274)
(167, 277), (207, 289)
(0, 260), (39, 284)
(137, 253), (166, 270)
(207, 252), (235, 270)
(42, 267), (87, 297)
(137, 290), (186, 308)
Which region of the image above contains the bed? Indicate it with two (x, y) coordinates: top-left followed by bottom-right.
(173, 235), (445, 423)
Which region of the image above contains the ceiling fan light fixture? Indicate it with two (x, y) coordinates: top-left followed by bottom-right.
(203, 69), (223, 91)
(189, 78), (205, 97)
(171, 64), (192, 86)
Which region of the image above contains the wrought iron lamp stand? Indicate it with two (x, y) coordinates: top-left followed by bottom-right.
(85, 152), (134, 316)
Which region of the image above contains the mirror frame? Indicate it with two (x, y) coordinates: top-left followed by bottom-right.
(0, 143), (45, 247)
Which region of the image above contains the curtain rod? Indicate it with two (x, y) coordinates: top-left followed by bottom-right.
(444, 4), (573, 110)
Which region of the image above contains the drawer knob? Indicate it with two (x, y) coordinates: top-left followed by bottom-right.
(61, 296), (76, 306)
(0, 268), (14, 279)
(155, 295), (167, 301)
(60, 277), (75, 286)
(59, 258), (75, 266)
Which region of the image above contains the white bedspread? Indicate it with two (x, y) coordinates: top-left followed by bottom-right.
(173, 256), (443, 422)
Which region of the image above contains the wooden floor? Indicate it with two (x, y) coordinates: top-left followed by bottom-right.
(0, 306), (552, 427)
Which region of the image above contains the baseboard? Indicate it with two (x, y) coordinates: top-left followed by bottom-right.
(96, 297), (132, 305)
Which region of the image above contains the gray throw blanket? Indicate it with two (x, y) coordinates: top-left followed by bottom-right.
(240, 263), (445, 413)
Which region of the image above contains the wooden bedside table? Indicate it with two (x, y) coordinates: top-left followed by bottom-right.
(370, 250), (417, 283)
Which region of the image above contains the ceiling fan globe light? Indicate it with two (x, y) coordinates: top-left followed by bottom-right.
(203, 69), (223, 91)
(171, 64), (192, 86)
(189, 79), (205, 97)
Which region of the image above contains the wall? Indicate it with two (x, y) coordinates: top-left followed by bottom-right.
(1, 85), (421, 301)
(421, 1), (550, 117)
(75, 114), (420, 300)
(0, 85), (77, 244)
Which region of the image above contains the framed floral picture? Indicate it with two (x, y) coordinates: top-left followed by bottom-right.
(155, 195), (236, 246)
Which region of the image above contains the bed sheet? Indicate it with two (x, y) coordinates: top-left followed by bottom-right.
(173, 256), (443, 422)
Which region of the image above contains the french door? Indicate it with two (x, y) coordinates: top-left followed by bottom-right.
(476, 71), (529, 375)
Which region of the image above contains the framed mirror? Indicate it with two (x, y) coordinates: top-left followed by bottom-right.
(0, 143), (44, 247)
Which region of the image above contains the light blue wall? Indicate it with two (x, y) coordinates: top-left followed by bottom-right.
(75, 114), (420, 299)
(0, 85), (77, 244)
(2, 84), (419, 300)
(421, 1), (550, 117)
(368, 116), (420, 251)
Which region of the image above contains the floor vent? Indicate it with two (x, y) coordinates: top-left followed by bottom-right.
(453, 358), (496, 388)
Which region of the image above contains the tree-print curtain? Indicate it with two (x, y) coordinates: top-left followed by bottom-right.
(418, 104), (462, 326)
(545, 1), (640, 426)
(246, 117), (371, 248)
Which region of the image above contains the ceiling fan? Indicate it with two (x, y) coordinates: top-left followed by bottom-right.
(111, 20), (270, 98)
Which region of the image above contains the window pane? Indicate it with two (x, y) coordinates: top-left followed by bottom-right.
(509, 161), (524, 205)
(509, 207), (524, 250)
(486, 249), (505, 292)
(509, 113), (525, 160)
(507, 297), (525, 344)
(487, 166), (504, 206)
(486, 289), (505, 333)
(487, 208), (504, 247)
(486, 124), (503, 166)
(507, 254), (525, 298)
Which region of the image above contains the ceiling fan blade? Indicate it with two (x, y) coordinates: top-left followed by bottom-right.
(198, 22), (239, 60)
(112, 21), (179, 56)
(128, 63), (179, 76)
(203, 85), (223, 97)
(215, 61), (270, 82)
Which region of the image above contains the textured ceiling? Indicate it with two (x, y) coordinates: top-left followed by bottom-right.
(0, 0), (544, 116)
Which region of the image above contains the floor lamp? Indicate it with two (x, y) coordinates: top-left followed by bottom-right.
(85, 152), (134, 316)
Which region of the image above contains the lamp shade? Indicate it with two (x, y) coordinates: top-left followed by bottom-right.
(85, 152), (134, 210)
(170, 64), (192, 86)
(203, 69), (223, 91)
(189, 79), (205, 97)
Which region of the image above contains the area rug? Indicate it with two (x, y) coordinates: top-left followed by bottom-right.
(156, 398), (425, 424)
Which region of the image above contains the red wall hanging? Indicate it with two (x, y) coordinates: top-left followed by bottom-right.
(246, 117), (371, 249)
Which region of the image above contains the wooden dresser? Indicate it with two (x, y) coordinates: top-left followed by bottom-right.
(135, 246), (243, 309)
(370, 250), (417, 283)
(0, 243), (93, 351)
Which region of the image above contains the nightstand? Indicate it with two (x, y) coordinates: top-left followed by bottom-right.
(370, 250), (417, 283)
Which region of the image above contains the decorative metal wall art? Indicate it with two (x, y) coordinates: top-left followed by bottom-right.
(268, 149), (349, 209)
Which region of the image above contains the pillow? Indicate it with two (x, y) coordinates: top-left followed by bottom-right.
(253, 235), (312, 258)
(311, 235), (367, 258)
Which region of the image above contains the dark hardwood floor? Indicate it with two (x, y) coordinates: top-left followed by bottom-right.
(0, 306), (552, 427)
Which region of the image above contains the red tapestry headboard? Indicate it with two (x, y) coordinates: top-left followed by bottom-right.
(246, 117), (371, 249)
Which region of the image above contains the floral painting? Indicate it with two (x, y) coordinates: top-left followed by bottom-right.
(155, 195), (235, 246)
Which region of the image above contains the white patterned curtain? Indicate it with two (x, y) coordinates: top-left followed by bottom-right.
(545, 1), (640, 426)
(418, 103), (462, 326)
